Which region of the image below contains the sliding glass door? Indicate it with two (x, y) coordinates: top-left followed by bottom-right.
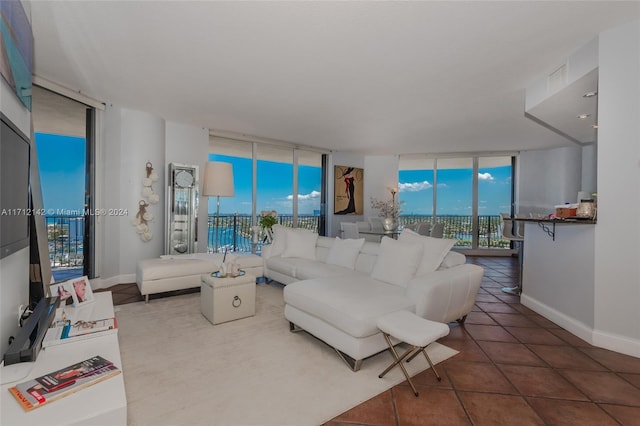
(209, 137), (325, 253)
(32, 85), (96, 280)
(399, 154), (514, 251)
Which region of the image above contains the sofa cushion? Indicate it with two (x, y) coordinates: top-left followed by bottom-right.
(370, 237), (423, 287)
(281, 228), (319, 260)
(325, 237), (365, 270)
(138, 258), (217, 281)
(269, 224), (288, 257)
(399, 228), (456, 275)
(439, 250), (466, 269)
(283, 276), (413, 338)
(295, 261), (361, 281)
(265, 256), (298, 277)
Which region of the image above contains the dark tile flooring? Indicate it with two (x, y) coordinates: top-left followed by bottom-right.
(100, 257), (640, 425)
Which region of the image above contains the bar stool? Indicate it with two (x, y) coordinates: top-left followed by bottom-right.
(376, 311), (450, 397)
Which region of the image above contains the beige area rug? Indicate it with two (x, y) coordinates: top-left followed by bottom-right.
(115, 284), (458, 426)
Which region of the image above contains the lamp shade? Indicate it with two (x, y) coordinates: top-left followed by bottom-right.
(203, 161), (234, 197)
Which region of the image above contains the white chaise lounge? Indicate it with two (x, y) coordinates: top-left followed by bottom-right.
(136, 253), (263, 302)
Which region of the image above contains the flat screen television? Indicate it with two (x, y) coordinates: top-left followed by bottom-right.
(0, 112), (31, 259)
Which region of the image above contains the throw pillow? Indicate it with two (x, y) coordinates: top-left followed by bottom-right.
(440, 251), (466, 269)
(281, 228), (318, 260)
(370, 237), (423, 287)
(325, 237), (365, 270)
(398, 228), (456, 275)
(269, 224), (287, 257)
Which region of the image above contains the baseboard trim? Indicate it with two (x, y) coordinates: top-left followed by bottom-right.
(592, 328), (640, 358)
(91, 274), (136, 291)
(521, 294), (640, 357)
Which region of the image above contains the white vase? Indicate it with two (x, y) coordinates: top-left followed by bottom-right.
(382, 217), (397, 231)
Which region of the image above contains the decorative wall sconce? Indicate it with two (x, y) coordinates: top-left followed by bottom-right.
(132, 161), (159, 241)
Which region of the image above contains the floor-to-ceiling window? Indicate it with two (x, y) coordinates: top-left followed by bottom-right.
(208, 137), (253, 253)
(435, 157), (474, 246)
(257, 144), (293, 224)
(209, 136), (325, 253)
(478, 156), (513, 249)
(399, 154), (514, 252)
(294, 149), (323, 232)
(32, 85), (96, 280)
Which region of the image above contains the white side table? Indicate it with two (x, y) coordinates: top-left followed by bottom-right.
(201, 272), (256, 325)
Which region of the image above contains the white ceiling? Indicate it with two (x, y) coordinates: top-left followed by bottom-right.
(29, 1), (640, 155)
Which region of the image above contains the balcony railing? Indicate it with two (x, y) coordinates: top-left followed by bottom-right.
(397, 215), (510, 249)
(44, 213), (509, 276)
(207, 214), (510, 252)
(45, 215), (85, 280)
(206, 214), (320, 253)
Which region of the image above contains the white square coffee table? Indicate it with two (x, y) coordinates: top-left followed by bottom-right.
(200, 272), (256, 325)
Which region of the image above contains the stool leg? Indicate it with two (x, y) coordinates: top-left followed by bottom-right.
(406, 344), (442, 382)
(378, 334), (414, 377)
(378, 333), (419, 397)
(421, 346), (442, 381)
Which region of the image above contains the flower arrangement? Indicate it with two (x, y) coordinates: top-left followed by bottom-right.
(259, 210), (278, 229)
(370, 196), (402, 218)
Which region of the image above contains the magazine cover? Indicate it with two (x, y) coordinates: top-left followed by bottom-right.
(43, 318), (118, 347)
(8, 355), (120, 411)
(69, 276), (94, 306)
(50, 281), (75, 306)
(65, 318), (117, 338)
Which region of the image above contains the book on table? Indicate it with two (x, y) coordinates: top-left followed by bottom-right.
(43, 317), (117, 347)
(8, 355), (121, 412)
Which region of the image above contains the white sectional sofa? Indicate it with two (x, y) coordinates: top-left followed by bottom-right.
(262, 225), (484, 371)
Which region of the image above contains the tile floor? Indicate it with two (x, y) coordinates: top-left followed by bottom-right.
(101, 256), (640, 425)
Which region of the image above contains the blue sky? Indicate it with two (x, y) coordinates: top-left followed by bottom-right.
(35, 133), (86, 213)
(399, 166), (512, 216)
(211, 153), (322, 215)
(36, 133), (511, 217)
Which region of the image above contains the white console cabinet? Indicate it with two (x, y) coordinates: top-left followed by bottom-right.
(1, 292), (127, 425)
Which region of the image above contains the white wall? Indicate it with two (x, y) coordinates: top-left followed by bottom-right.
(581, 144), (597, 197)
(593, 20), (640, 356)
(363, 156), (400, 218)
(97, 106), (165, 287)
(165, 122), (209, 252)
(0, 73), (31, 359)
(518, 146), (582, 215)
(522, 223), (595, 339)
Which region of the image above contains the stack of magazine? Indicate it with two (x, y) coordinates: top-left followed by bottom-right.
(43, 318), (117, 347)
(8, 355), (121, 411)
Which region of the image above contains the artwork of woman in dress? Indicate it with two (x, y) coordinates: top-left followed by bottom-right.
(334, 166), (363, 215)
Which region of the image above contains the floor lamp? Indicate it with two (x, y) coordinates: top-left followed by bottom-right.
(203, 161), (234, 253)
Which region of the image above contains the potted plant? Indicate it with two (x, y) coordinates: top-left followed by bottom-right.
(259, 210), (278, 242)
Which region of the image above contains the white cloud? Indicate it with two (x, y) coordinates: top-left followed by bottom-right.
(399, 181), (432, 192)
(478, 172), (494, 181)
(287, 190), (321, 200)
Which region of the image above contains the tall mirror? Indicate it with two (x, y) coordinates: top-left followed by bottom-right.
(166, 163), (199, 255)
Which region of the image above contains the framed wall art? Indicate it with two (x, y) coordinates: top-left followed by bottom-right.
(334, 165), (364, 215)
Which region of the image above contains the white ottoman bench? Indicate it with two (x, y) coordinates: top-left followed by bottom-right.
(376, 310), (450, 397)
(136, 253), (263, 302)
(201, 272), (257, 325)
